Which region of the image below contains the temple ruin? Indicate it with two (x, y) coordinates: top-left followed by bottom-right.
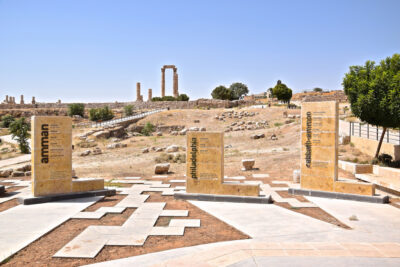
(161, 65), (179, 98)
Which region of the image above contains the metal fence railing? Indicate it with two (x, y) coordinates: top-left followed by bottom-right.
(74, 108), (167, 128)
(349, 121), (400, 145)
(91, 108), (167, 128)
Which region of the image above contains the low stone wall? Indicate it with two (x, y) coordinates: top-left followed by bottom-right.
(0, 99), (254, 110)
(351, 136), (400, 161)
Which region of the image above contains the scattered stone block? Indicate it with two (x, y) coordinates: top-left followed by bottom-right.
(142, 148), (149, 153)
(92, 147), (102, 155)
(0, 169), (13, 178)
(166, 145), (179, 153)
(80, 150), (91, 157)
(242, 159), (255, 171)
(155, 163), (170, 174)
(12, 171), (25, 177)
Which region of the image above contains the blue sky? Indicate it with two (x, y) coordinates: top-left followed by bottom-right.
(0, 0), (399, 102)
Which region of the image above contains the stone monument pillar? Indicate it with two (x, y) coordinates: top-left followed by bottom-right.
(32, 96), (36, 104)
(136, 82), (143, 102)
(148, 89), (152, 101)
(20, 95), (24, 105)
(161, 68), (165, 97)
(173, 72), (179, 98)
(5, 95), (9, 103)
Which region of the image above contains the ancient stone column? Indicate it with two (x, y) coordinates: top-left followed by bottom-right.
(161, 68), (165, 97)
(173, 72), (179, 98)
(20, 95), (24, 104)
(5, 95), (9, 103)
(136, 82), (142, 102)
(148, 89), (152, 101)
(32, 96), (36, 104)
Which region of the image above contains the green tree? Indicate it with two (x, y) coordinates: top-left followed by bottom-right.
(272, 80), (293, 107)
(211, 86), (233, 100)
(89, 106), (114, 121)
(67, 103), (85, 117)
(151, 97), (163, 102)
(141, 122), (155, 136)
(229, 82), (249, 100)
(124, 105), (134, 116)
(1, 114), (15, 128)
(313, 87), (323, 92)
(9, 118), (30, 154)
(177, 94), (190, 101)
(343, 53), (400, 158)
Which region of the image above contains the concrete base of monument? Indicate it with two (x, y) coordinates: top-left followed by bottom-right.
(18, 189), (116, 205)
(0, 185), (5, 195)
(288, 188), (389, 204)
(174, 191), (273, 204)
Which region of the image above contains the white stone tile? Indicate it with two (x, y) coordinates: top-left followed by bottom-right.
(160, 210), (189, 217)
(152, 175), (168, 178)
(53, 226), (108, 258)
(173, 186), (186, 190)
(122, 177), (141, 180)
(252, 174), (270, 178)
(106, 234), (148, 246)
(169, 179), (185, 183)
(228, 176), (246, 180)
(150, 184), (171, 188)
(71, 212), (104, 219)
(149, 226), (185, 236)
(97, 207), (126, 214)
(169, 219), (201, 228)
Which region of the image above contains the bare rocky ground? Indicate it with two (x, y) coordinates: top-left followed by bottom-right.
(71, 107), (302, 181)
(71, 106), (369, 181)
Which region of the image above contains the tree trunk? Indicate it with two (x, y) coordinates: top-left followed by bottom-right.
(374, 127), (387, 159)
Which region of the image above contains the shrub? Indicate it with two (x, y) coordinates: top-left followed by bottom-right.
(155, 153), (186, 163)
(1, 114), (15, 128)
(274, 122), (283, 127)
(177, 94), (189, 101)
(151, 97), (163, 102)
(141, 122), (155, 136)
(67, 103), (85, 117)
(162, 96), (176, 101)
(124, 105), (134, 116)
(89, 106), (114, 121)
(9, 118), (30, 154)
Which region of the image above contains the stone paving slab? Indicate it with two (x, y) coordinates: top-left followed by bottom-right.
(122, 177), (141, 180)
(152, 175), (168, 178)
(252, 174), (270, 178)
(150, 226), (185, 236)
(72, 207), (126, 219)
(228, 176), (245, 180)
(170, 219), (201, 227)
(0, 196), (103, 262)
(55, 180), (198, 258)
(54, 227), (109, 258)
(160, 210), (189, 217)
(83, 240), (400, 267)
(150, 184), (171, 188)
(169, 179), (185, 183)
(173, 186), (186, 190)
